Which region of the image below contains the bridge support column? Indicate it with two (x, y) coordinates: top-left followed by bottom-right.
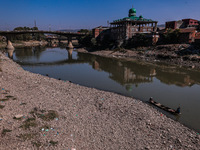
(67, 37), (74, 49)
(7, 49), (14, 59)
(6, 37), (14, 50)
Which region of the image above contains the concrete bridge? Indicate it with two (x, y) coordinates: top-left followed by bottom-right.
(0, 30), (86, 49)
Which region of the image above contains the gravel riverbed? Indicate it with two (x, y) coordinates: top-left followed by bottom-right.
(0, 52), (199, 150)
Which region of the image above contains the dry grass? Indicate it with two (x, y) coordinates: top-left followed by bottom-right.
(1, 129), (12, 136)
(37, 110), (58, 121)
(32, 141), (42, 148)
(0, 105), (5, 109)
(30, 108), (59, 121)
(0, 98), (9, 102)
(5, 95), (14, 99)
(18, 133), (36, 140)
(49, 140), (58, 146)
(20, 118), (37, 130)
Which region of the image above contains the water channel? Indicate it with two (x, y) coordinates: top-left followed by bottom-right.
(4, 46), (200, 133)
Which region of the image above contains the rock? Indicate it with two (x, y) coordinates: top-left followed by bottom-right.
(14, 114), (23, 119)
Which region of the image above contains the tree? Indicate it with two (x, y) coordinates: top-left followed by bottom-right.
(96, 34), (115, 49)
(163, 29), (181, 44)
(125, 33), (152, 48)
(78, 34), (94, 47)
(12, 26), (44, 41)
(78, 29), (91, 34)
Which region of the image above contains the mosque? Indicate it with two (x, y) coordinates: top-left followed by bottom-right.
(110, 7), (158, 41)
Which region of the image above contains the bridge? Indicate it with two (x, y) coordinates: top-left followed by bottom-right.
(0, 30), (86, 49)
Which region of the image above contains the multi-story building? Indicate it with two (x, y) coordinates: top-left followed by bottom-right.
(165, 18), (200, 43)
(166, 19), (199, 29)
(110, 7), (158, 41)
(92, 26), (109, 38)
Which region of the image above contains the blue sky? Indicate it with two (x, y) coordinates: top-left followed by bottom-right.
(0, 0), (199, 30)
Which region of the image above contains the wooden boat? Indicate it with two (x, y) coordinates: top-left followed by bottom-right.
(149, 97), (180, 115)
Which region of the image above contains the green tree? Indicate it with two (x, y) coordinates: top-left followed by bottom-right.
(163, 29), (180, 44)
(125, 33), (151, 48)
(96, 34), (115, 49)
(78, 29), (91, 34)
(78, 34), (94, 47)
(12, 26), (44, 41)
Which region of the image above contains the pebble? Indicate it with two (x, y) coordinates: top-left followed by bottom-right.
(14, 114), (23, 119)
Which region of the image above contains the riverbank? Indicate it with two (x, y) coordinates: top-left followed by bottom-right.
(0, 52), (200, 149)
(0, 40), (48, 49)
(77, 44), (200, 70)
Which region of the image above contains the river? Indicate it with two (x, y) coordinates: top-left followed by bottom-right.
(5, 46), (200, 133)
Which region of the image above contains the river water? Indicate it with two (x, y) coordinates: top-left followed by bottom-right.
(5, 46), (200, 133)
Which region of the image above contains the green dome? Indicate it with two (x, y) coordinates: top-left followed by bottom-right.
(129, 8), (136, 17)
(139, 15), (143, 18)
(129, 8), (136, 13)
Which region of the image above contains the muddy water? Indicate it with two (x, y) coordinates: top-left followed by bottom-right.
(5, 46), (200, 133)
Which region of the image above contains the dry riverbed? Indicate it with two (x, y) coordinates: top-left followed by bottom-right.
(0, 52), (200, 149)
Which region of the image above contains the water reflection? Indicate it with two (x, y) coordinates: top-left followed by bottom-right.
(67, 48), (73, 60)
(15, 46), (46, 60)
(12, 46), (200, 88)
(6, 46), (200, 132)
(77, 52), (200, 87)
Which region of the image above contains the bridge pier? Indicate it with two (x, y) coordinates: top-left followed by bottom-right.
(67, 41), (74, 49)
(66, 37), (74, 49)
(7, 49), (14, 59)
(6, 38), (14, 50)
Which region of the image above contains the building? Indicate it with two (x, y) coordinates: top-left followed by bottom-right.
(179, 28), (197, 43)
(166, 19), (199, 29)
(110, 7), (158, 41)
(92, 26), (109, 38)
(165, 20), (184, 29)
(195, 32), (200, 44)
(164, 18), (200, 43)
(182, 19), (199, 28)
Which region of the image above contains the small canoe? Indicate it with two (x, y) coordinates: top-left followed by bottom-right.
(149, 97), (180, 115)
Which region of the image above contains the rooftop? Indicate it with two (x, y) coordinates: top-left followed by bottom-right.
(111, 7), (157, 24)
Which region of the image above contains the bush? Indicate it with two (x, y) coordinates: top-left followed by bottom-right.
(78, 34), (96, 47)
(162, 29), (181, 44)
(11, 26), (44, 42)
(125, 34), (152, 48)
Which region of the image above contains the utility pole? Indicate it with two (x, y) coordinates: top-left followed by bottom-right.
(49, 24), (51, 31)
(107, 20), (109, 27)
(34, 20), (37, 27)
